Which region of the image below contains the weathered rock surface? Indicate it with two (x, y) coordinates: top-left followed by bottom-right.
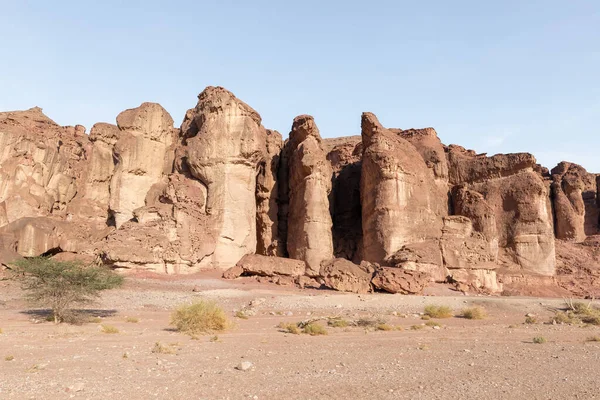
(320, 258), (374, 294)
(256, 130), (283, 256)
(551, 162), (599, 242)
(178, 87), (266, 269)
(360, 113), (447, 265)
(371, 267), (430, 294)
(109, 103), (176, 228)
(223, 254), (306, 279)
(325, 136), (363, 262)
(284, 115), (333, 276)
(2, 86), (599, 298)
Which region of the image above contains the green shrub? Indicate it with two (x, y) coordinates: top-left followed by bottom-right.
(424, 305), (453, 319)
(10, 257), (123, 324)
(461, 306), (487, 320)
(533, 336), (546, 344)
(170, 300), (229, 336)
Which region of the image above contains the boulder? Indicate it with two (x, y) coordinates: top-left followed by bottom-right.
(226, 254), (306, 278)
(320, 258), (374, 294)
(285, 115), (334, 276)
(371, 267), (430, 294)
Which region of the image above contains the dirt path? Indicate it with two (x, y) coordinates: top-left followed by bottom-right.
(1, 274), (600, 399)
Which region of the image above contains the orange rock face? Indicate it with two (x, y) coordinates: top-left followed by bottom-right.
(1, 87), (599, 296)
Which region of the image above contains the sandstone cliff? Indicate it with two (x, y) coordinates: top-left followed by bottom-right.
(1, 87), (599, 297)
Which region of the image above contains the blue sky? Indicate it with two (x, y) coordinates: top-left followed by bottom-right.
(1, 1), (598, 171)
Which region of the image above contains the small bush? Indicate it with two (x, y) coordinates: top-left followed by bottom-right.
(209, 335), (220, 342)
(152, 341), (175, 354)
(170, 300), (229, 336)
(125, 317), (139, 323)
(551, 311), (579, 325)
(88, 317), (103, 323)
(5, 355), (14, 361)
(100, 324), (119, 334)
(277, 322), (300, 334)
(424, 305), (453, 319)
(357, 317), (385, 328)
(586, 336), (600, 342)
(235, 310), (249, 320)
(0, 328), (3, 334)
(303, 323), (328, 336)
(525, 316), (537, 324)
(533, 336), (546, 344)
(395, 325), (404, 331)
(425, 321), (441, 328)
(461, 306), (487, 320)
(327, 319), (349, 328)
(421, 315), (431, 321)
(376, 323), (394, 331)
(411, 324), (425, 330)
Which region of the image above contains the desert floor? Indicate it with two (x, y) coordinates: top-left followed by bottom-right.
(1, 272), (600, 400)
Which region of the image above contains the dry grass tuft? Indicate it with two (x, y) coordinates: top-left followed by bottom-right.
(125, 317), (139, 323)
(425, 321), (441, 328)
(586, 335), (600, 342)
(327, 319), (349, 328)
(424, 305), (453, 319)
(5, 355), (14, 361)
(302, 323), (328, 336)
(461, 306), (487, 320)
(376, 323), (394, 331)
(411, 324), (425, 330)
(152, 341), (176, 354)
(235, 310), (249, 320)
(100, 324), (119, 334)
(524, 316), (537, 324)
(277, 322), (301, 334)
(533, 336), (546, 344)
(170, 300), (229, 336)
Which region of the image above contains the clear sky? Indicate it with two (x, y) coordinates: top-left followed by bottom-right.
(1, 1), (598, 171)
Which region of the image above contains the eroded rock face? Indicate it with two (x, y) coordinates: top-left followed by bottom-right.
(448, 147), (556, 276)
(178, 87), (267, 269)
(551, 162), (599, 242)
(109, 103), (176, 227)
(360, 113), (447, 265)
(285, 115), (333, 276)
(325, 136), (363, 262)
(0, 107), (89, 227)
(256, 130), (283, 256)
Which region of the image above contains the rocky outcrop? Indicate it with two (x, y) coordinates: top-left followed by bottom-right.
(320, 258), (373, 294)
(108, 103), (176, 228)
(2, 86), (599, 298)
(551, 162), (599, 242)
(0, 107), (89, 227)
(447, 146), (556, 277)
(178, 87), (267, 269)
(284, 115), (333, 276)
(360, 112), (447, 265)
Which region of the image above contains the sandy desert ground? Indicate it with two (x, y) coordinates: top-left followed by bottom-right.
(1, 272), (600, 400)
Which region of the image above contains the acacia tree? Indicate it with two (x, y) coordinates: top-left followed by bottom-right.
(11, 257), (124, 323)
